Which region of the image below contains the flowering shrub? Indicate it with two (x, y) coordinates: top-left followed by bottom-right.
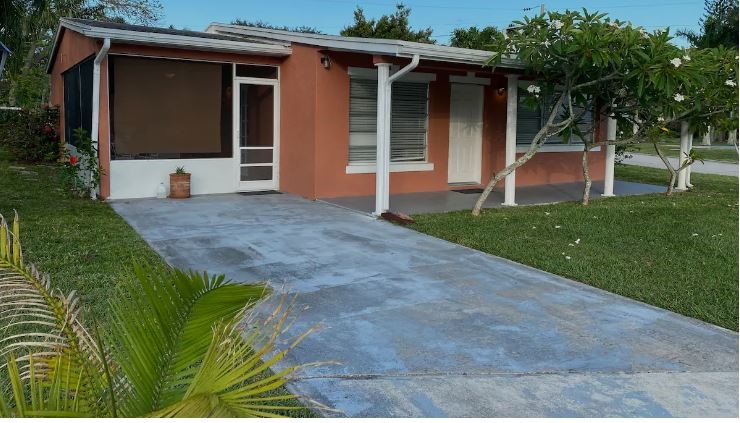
(469, 9), (738, 213)
(59, 128), (102, 198)
(0, 105), (61, 162)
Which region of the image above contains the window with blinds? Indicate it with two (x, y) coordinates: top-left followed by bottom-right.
(516, 92), (593, 145)
(349, 78), (429, 163)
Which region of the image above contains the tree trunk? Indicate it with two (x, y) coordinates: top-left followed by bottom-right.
(581, 145), (592, 206)
(472, 145), (541, 216)
(472, 91), (571, 216)
(653, 142), (677, 195)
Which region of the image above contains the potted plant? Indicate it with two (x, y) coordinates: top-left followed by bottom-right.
(169, 166), (191, 199)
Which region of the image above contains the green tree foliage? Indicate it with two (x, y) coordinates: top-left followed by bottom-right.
(450, 26), (505, 50)
(230, 19), (322, 34)
(0, 214), (320, 417)
(0, 0), (162, 107)
(678, 0), (738, 48)
(471, 9), (738, 214)
(340, 3), (434, 43)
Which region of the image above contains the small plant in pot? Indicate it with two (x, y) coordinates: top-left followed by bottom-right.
(169, 166), (191, 199)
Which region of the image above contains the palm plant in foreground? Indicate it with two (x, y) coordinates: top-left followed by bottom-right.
(0, 212), (318, 417)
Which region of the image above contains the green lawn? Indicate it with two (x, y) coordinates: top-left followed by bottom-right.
(628, 142), (739, 163)
(410, 165), (739, 331)
(0, 160), (314, 417)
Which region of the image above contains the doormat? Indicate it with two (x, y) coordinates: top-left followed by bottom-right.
(452, 188), (484, 194)
(239, 190), (282, 196)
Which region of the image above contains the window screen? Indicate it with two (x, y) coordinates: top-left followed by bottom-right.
(516, 90), (593, 145)
(63, 57), (93, 146)
(348, 78), (429, 163)
(110, 56), (232, 159)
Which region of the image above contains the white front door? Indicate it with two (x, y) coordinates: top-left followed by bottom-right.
(448, 83), (484, 184)
(235, 79), (279, 191)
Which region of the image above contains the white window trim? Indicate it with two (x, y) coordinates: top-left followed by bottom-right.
(516, 144), (601, 153)
(516, 81), (596, 148)
(348, 71), (432, 167)
(345, 162), (434, 174)
(348, 66), (436, 83)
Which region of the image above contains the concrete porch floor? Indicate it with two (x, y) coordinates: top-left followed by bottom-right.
(321, 180), (665, 214)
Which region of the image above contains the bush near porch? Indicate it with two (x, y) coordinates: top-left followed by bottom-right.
(410, 165), (739, 331)
(0, 158), (316, 417)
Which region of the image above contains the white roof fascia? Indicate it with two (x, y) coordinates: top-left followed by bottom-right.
(48, 19), (292, 73)
(207, 23), (523, 68)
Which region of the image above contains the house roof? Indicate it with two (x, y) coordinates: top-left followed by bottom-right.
(46, 18), (292, 73)
(47, 18), (523, 74)
(206, 23), (523, 69)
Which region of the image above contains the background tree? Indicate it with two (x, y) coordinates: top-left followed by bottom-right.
(470, 9), (738, 215)
(450, 26), (504, 50)
(677, 0), (739, 145)
(230, 19), (322, 34)
(0, 0), (162, 107)
(340, 3), (434, 43)
(678, 0), (738, 48)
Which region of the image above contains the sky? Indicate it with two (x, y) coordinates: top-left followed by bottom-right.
(156, 0), (706, 46)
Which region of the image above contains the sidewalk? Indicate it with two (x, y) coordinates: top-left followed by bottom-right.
(623, 153), (738, 177)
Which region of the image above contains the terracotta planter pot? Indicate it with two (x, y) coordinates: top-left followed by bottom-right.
(169, 173), (191, 199)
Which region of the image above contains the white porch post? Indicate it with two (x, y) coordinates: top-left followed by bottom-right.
(686, 131), (694, 188)
(677, 121), (690, 191)
(374, 62), (391, 216)
(602, 115), (617, 197)
(503, 74), (518, 206)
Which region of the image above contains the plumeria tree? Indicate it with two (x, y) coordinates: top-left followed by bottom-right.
(472, 9), (738, 215)
(623, 45), (738, 194)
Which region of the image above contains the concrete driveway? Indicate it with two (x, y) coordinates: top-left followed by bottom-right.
(112, 193), (738, 418)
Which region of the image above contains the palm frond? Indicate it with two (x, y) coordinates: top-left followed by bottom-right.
(0, 353), (93, 418)
(149, 294), (321, 418)
(107, 263), (269, 416)
(0, 213), (111, 415)
(0, 213), (97, 361)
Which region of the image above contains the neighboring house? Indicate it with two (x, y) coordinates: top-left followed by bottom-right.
(47, 18), (609, 212)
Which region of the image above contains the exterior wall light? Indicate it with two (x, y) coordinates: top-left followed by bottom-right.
(320, 55), (331, 69)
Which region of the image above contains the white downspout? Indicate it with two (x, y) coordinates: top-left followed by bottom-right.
(374, 54), (420, 216)
(90, 38), (110, 199)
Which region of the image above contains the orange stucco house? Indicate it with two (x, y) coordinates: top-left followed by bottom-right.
(48, 18), (607, 212)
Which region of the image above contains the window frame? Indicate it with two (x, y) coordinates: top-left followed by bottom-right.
(108, 54), (236, 160)
(346, 67), (435, 169)
(515, 81), (600, 152)
(62, 55), (94, 146)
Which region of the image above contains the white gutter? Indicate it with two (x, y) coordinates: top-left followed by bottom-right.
(374, 54), (420, 216)
(90, 37), (110, 199)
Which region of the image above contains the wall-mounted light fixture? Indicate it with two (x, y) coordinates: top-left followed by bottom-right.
(497, 87), (506, 95)
(320, 55), (331, 69)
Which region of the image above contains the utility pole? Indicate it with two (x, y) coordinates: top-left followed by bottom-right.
(540, 3), (545, 14)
